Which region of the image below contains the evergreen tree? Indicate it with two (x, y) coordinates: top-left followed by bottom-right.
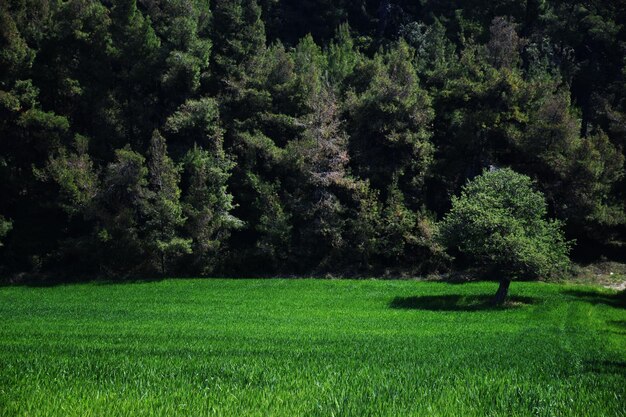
(147, 0), (212, 108)
(44, 135), (99, 217)
(378, 179), (446, 272)
(327, 23), (360, 87)
(0, 0), (625, 279)
(163, 96), (243, 274)
(292, 34), (327, 107)
(517, 92), (625, 230)
(181, 145), (241, 274)
(210, 0), (266, 100)
(145, 130), (191, 275)
(109, 0), (161, 148)
(346, 40), (434, 204)
(95, 146), (151, 276)
(40, 135), (100, 274)
(288, 85), (350, 269)
(241, 172), (292, 272)
(401, 19), (458, 87)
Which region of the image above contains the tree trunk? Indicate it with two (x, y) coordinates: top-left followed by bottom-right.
(492, 279), (511, 305)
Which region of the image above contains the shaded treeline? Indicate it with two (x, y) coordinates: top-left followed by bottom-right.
(0, 0), (625, 279)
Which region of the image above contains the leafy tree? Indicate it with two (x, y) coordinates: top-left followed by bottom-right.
(439, 168), (571, 304)
(428, 19), (624, 246)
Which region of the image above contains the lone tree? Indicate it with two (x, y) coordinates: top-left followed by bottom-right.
(439, 168), (571, 305)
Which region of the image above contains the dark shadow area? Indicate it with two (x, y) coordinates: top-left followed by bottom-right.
(607, 320), (626, 335)
(583, 360), (626, 375)
(0, 274), (168, 288)
(608, 320), (626, 328)
(562, 289), (625, 308)
(389, 294), (536, 311)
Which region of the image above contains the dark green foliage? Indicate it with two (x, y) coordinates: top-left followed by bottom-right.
(346, 40), (434, 202)
(378, 181), (447, 272)
(245, 173), (292, 270)
(164, 97), (224, 153)
(327, 23), (360, 87)
(0, 216), (11, 247)
(439, 169), (571, 298)
(181, 145), (242, 274)
(149, 0), (212, 103)
(145, 130), (191, 274)
(0, 0), (625, 278)
(95, 146), (152, 276)
(287, 85), (351, 269)
(44, 135), (99, 216)
(210, 0), (266, 99)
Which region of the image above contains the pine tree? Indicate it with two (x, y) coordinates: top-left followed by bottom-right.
(150, 0), (212, 107)
(210, 0), (266, 99)
(245, 173), (292, 270)
(288, 85), (350, 268)
(95, 146), (151, 276)
(181, 145), (242, 275)
(327, 23), (359, 87)
(346, 40), (434, 204)
(145, 130), (191, 275)
(109, 0), (161, 148)
(45, 135), (99, 217)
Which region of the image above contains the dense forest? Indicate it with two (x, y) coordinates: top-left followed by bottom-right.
(1, 0), (625, 279)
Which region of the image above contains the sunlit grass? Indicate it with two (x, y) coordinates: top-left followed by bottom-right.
(0, 279), (624, 416)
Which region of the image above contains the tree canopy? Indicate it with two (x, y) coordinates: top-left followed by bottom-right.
(0, 0), (624, 279)
(439, 168), (571, 303)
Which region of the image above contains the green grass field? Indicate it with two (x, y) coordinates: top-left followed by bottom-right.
(0, 279), (624, 416)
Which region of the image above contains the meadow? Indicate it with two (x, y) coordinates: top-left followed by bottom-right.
(0, 279), (624, 416)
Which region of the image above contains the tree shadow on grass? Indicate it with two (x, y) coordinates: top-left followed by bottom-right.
(562, 289), (625, 308)
(0, 275), (167, 288)
(389, 294), (536, 312)
(606, 320), (626, 336)
(583, 359), (626, 375)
